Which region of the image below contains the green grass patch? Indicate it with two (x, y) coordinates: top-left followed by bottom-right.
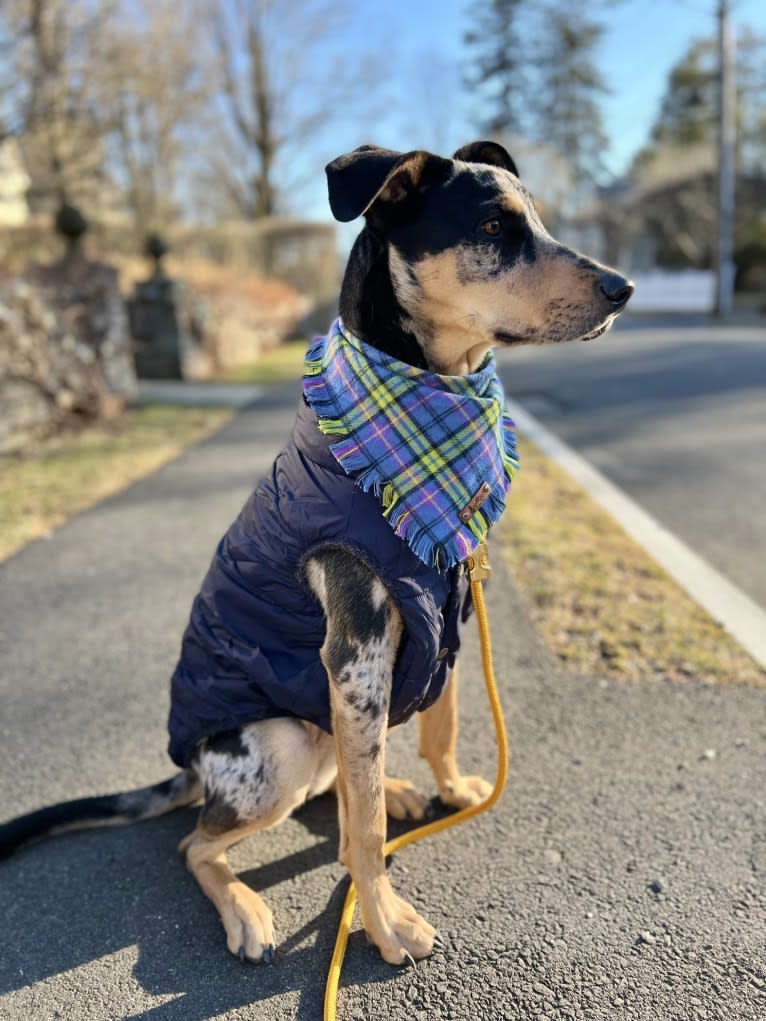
(218, 339), (309, 385)
(0, 404), (232, 563)
(499, 436), (766, 687)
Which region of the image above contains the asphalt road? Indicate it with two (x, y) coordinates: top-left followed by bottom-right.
(496, 317), (766, 609)
(1, 383), (765, 1021)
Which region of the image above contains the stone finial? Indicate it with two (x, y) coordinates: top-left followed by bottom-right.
(144, 233), (169, 278)
(54, 203), (88, 253)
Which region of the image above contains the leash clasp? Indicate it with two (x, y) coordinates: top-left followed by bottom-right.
(465, 542), (492, 582)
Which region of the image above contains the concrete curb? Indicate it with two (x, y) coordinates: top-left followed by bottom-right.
(507, 397), (766, 671)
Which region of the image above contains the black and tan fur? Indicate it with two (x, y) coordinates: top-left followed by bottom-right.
(0, 142), (632, 967)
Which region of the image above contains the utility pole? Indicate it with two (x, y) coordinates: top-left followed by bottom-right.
(716, 0), (736, 317)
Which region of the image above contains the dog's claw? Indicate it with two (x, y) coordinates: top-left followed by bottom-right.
(432, 931), (446, 950)
(402, 950), (417, 968)
(237, 943), (275, 965)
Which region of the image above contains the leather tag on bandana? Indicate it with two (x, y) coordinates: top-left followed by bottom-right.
(459, 481), (492, 524)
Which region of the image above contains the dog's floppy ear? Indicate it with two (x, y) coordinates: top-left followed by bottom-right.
(326, 145), (451, 223)
(453, 141), (519, 178)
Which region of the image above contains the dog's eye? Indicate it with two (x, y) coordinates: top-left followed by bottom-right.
(481, 218), (502, 237)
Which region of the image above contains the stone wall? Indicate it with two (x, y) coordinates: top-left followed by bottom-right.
(175, 266), (311, 372)
(0, 216), (340, 308)
(0, 279), (106, 452)
(1, 238), (140, 451)
(27, 252), (137, 402)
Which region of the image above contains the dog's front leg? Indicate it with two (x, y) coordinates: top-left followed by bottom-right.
(307, 550), (436, 965)
(419, 663), (493, 808)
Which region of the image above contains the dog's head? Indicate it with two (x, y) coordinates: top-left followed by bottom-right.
(327, 142), (633, 374)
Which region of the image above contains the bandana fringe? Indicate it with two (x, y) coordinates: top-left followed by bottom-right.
(304, 322), (519, 570)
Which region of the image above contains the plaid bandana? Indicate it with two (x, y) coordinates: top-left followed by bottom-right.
(303, 319), (519, 571)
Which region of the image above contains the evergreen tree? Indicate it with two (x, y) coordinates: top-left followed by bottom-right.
(463, 0), (531, 137)
(463, 1), (607, 196)
(632, 32), (766, 176)
(628, 32), (766, 276)
(531, 6), (608, 192)
(732, 27), (766, 175)
(650, 40), (717, 148)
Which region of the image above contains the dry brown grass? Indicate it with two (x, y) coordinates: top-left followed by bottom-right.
(217, 338), (309, 384)
(0, 404), (232, 563)
(499, 437), (766, 687)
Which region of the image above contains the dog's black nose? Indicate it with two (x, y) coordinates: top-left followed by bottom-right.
(598, 272), (634, 309)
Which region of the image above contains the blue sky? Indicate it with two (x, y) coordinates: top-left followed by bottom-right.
(365, 0), (763, 172)
(597, 0), (764, 173)
(301, 0), (764, 220)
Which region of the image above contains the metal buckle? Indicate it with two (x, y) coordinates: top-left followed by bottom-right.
(465, 541), (492, 581)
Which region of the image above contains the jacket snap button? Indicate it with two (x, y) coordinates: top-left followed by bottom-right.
(437, 647), (449, 660)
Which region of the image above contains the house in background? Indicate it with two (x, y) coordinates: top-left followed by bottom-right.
(0, 139), (30, 227)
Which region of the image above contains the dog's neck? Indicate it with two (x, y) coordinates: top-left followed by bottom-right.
(338, 228), (431, 371)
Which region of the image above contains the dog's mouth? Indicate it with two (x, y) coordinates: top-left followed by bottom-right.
(494, 310), (620, 347)
(494, 319), (612, 346)
(576, 314), (616, 342)
(493, 330), (529, 346)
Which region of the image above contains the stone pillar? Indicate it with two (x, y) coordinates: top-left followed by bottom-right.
(28, 204), (138, 413)
(129, 234), (210, 379)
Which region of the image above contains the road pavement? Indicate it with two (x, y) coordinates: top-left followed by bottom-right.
(496, 317), (766, 609)
(1, 382), (765, 1021)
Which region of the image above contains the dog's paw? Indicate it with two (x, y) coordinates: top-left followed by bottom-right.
(220, 882), (276, 964)
(439, 774), (492, 809)
(359, 877), (436, 965)
(384, 776), (429, 820)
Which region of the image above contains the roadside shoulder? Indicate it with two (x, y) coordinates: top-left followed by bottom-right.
(498, 401), (766, 687)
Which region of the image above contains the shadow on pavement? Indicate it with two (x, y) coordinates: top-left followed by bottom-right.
(0, 790), (436, 1021)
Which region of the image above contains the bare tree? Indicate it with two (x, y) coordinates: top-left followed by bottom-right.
(6, 0), (118, 210)
(99, 0), (210, 234)
(0, 8), (28, 141)
(0, 0), (393, 230)
(2, 0), (212, 233)
(200, 0), (376, 219)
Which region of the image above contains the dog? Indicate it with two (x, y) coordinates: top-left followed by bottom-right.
(0, 142), (633, 968)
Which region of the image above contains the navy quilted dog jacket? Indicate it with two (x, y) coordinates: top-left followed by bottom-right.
(167, 399), (471, 768)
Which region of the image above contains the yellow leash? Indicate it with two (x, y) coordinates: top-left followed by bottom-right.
(323, 542), (508, 1020)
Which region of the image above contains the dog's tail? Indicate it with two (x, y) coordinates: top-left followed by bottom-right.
(0, 770), (201, 859)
